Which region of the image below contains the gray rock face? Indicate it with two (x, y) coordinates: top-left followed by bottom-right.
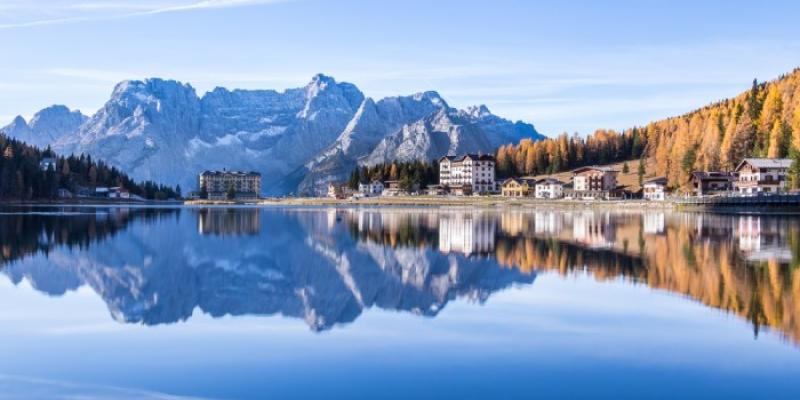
(363, 105), (539, 166)
(6, 75), (542, 195)
(55, 79), (202, 187)
(1, 105), (87, 148)
(298, 91), (450, 195)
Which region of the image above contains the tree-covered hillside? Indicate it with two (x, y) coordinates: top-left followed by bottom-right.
(497, 68), (800, 189)
(0, 134), (181, 200)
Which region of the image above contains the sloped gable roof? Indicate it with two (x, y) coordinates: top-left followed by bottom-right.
(735, 158), (792, 171)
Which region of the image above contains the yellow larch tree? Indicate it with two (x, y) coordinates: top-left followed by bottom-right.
(767, 120), (785, 158)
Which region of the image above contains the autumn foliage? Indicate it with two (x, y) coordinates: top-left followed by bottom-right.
(498, 68), (800, 190)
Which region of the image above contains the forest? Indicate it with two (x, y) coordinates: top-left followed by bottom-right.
(347, 160), (439, 191)
(0, 134), (181, 200)
(497, 68), (800, 190)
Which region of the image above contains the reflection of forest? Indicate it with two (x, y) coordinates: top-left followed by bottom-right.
(0, 207), (179, 266)
(4, 207), (798, 340)
(495, 211), (800, 344)
(3, 207), (537, 331)
(342, 209), (800, 344)
(196, 208), (260, 236)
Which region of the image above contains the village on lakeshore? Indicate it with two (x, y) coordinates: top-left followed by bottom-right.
(14, 150), (797, 206)
(185, 153), (798, 206)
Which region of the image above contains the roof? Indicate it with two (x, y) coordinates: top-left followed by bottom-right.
(690, 171), (736, 181)
(439, 154), (496, 163)
(200, 170), (261, 177)
(644, 176), (668, 185)
(571, 165), (619, 174)
(535, 177), (564, 185)
(502, 177), (536, 186)
(735, 158), (792, 171)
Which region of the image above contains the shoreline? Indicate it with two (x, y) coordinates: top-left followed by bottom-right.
(3, 196), (797, 214)
(185, 196), (675, 209)
(185, 195), (800, 213)
(0, 199), (184, 206)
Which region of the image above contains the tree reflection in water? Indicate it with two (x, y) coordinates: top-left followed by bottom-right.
(1, 206), (799, 342)
(339, 208), (800, 344)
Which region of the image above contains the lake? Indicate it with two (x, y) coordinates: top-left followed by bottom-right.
(1, 205), (799, 399)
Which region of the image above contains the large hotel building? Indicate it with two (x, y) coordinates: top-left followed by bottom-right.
(439, 154), (497, 195)
(199, 170), (261, 200)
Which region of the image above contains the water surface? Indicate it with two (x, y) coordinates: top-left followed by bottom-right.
(1, 206), (799, 399)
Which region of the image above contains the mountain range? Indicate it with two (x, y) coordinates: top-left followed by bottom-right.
(1, 75), (543, 195)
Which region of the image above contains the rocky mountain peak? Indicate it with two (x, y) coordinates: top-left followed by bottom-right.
(308, 73), (336, 87)
(2, 106), (86, 148)
(1, 116), (33, 142)
(10, 74), (542, 195)
(8, 115), (29, 130)
(466, 104), (491, 119)
(299, 74), (364, 120)
(412, 91), (448, 108)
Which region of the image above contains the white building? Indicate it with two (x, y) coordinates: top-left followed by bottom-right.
(381, 180), (417, 196)
(439, 154), (496, 195)
(733, 158), (792, 195)
(108, 187), (130, 199)
(534, 178), (564, 199)
(643, 177), (668, 201)
(565, 166), (620, 200)
(358, 180), (384, 196)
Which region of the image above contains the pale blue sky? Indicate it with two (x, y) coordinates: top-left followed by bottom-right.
(1, 0), (798, 136)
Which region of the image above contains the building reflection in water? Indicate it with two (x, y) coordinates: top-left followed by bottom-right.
(737, 215), (791, 262)
(4, 206), (800, 342)
(534, 212), (563, 235)
(643, 212), (665, 235)
(197, 208), (261, 236)
(571, 211), (616, 249)
(438, 212), (496, 256)
(492, 210), (800, 344)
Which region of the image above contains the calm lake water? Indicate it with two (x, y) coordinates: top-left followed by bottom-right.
(1, 205), (800, 399)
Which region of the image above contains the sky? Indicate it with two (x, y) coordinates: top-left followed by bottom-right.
(0, 0), (799, 136)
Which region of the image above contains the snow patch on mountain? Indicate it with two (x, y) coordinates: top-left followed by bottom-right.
(6, 75), (542, 195)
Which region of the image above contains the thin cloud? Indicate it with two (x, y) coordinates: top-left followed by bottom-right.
(0, 0), (290, 29)
(0, 373), (212, 399)
(144, 0), (288, 15)
(46, 67), (139, 83)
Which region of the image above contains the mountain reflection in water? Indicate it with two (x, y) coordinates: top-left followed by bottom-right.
(1, 206), (799, 343)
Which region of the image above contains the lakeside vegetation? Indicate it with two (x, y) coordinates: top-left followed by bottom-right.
(347, 160), (439, 191)
(0, 134), (181, 201)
